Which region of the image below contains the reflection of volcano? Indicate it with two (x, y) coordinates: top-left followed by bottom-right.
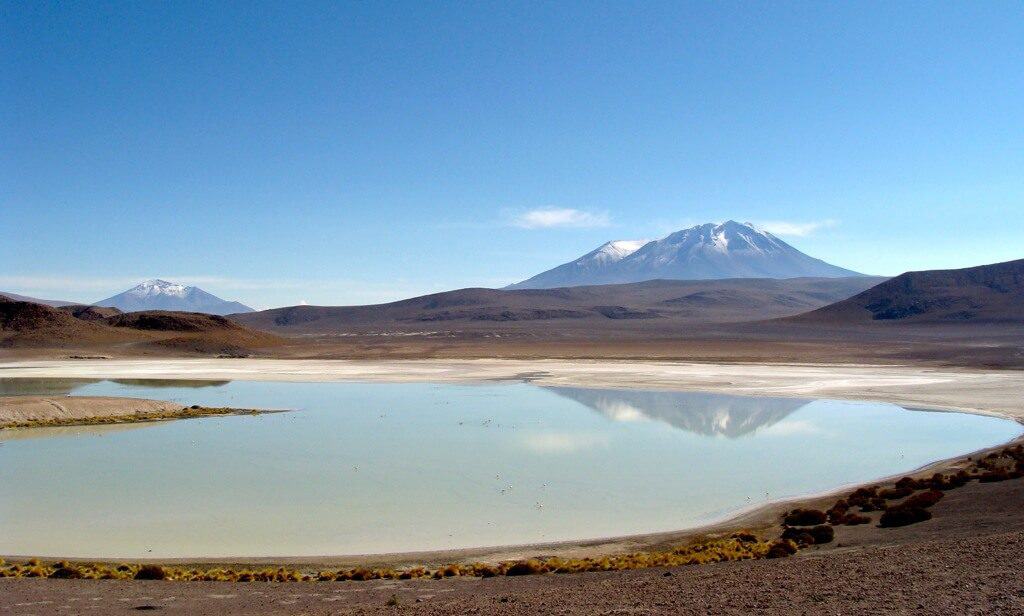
(0, 378), (101, 397)
(547, 387), (810, 438)
(0, 378), (231, 397)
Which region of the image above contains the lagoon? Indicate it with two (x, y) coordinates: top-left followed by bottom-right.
(0, 378), (1019, 558)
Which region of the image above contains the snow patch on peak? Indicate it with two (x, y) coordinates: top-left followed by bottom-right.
(711, 229), (729, 252)
(580, 239), (648, 265)
(597, 240), (647, 259)
(130, 279), (191, 298)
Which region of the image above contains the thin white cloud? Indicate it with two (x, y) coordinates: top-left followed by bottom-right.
(0, 276), (139, 293)
(757, 420), (826, 437)
(757, 220), (838, 237)
(512, 208), (610, 229)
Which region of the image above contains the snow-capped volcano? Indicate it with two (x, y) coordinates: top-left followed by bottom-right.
(95, 280), (254, 315)
(505, 239), (648, 290)
(507, 221), (862, 289)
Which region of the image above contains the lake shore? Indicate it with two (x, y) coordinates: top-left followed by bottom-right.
(1, 358), (1022, 570)
(2, 357), (1023, 420)
(3, 448), (1024, 616)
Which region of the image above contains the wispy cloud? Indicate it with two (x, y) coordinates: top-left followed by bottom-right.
(519, 432), (610, 454)
(0, 275), (139, 293)
(511, 208), (610, 229)
(756, 220), (838, 237)
(757, 420), (826, 437)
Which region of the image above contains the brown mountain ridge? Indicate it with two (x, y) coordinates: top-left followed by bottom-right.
(791, 258), (1024, 324)
(232, 276), (887, 334)
(0, 298), (282, 356)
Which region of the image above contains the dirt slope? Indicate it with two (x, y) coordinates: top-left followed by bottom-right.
(793, 258), (1024, 324)
(0, 301), (283, 356)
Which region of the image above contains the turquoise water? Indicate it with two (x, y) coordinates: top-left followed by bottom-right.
(0, 378), (1019, 558)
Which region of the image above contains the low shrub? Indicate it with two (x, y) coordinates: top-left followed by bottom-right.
(841, 513), (871, 525)
(878, 486), (914, 500)
(925, 471), (970, 490)
(783, 509), (827, 526)
(858, 496), (888, 512)
(879, 506), (931, 528)
(808, 525), (834, 544)
(781, 527), (815, 545)
(904, 489), (944, 509)
(766, 540), (797, 559)
(847, 486), (877, 503)
(894, 476), (920, 490)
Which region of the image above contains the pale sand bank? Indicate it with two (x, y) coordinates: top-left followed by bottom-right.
(0, 396), (185, 429)
(0, 395), (276, 429)
(2, 358), (1023, 419)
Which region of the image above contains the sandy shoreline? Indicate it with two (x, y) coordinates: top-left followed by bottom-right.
(0, 396), (185, 429)
(2, 357), (1024, 419)
(2, 358), (1022, 567)
(0, 395), (278, 430)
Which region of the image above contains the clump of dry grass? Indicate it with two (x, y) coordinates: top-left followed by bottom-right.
(134, 565), (167, 580)
(0, 533), (771, 583)
(505, 559), (546, 576)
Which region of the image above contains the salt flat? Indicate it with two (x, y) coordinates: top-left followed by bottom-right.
(2, 358), (1022, 420)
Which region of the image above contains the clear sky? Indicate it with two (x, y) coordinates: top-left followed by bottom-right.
(4, 2), (1023, 308)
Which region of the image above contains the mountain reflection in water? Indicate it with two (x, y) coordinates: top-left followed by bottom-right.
(547, 387), (811, 438)
(0, 378), (231, 397)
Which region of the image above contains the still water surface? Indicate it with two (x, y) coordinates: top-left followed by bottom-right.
(0, 378), (1019, 558)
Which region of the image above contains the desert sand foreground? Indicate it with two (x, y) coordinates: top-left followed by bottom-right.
(2, 357), (1024, 420)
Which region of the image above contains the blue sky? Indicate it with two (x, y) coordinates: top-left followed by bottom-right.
(3, 2), (1023, 308)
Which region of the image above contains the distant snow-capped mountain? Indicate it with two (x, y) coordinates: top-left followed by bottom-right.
(95, 280), (254, 315)
(508, 221), (862, 289)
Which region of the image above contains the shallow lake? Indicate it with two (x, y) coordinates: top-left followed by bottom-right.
(1, 378), (1020, 558)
